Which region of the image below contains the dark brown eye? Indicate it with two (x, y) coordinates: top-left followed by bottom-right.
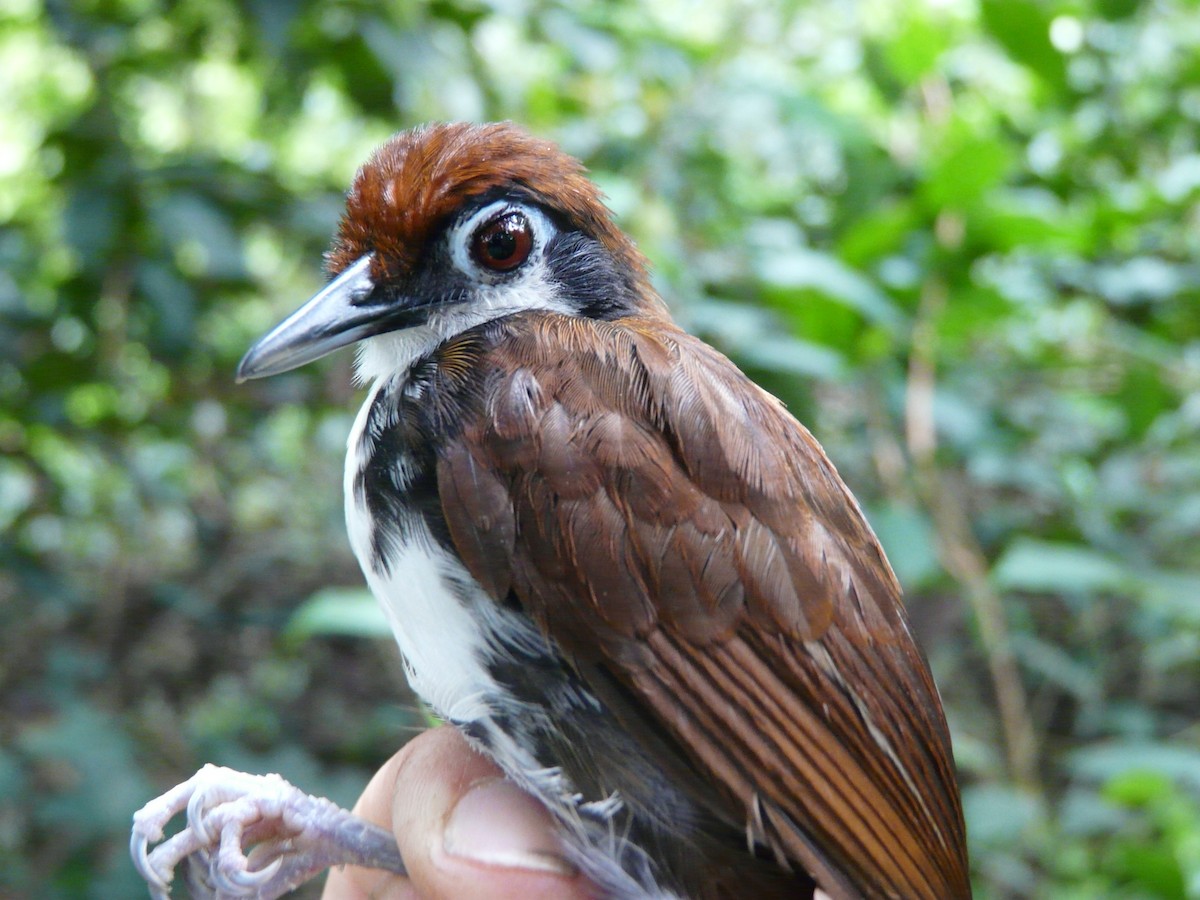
(470, 212), (533, 272)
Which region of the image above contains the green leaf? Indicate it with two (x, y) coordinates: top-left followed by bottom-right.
(687, 299), (846, 380)
(1012, 634), (1100, 700)
(836, 201), (915, 267)
(1071, 742), (1200, 792)
(151, 191), (245, 281)
(980, 0), (1068, 90)
(922, 126), (1014, 209)
(974, 188), (1093, 252)
(962, 784), (1041, 847)
(884, 10), (952, 85)
(1104, 770), (1174, 807)
(868, 503), (940, 590)
(1139, 572), (1200, 626)
(286, 587), (391, 639)
(1109, 844), (1187, 899)
(992, 539), (1128, 594)
(739, 335), (846, 380)
(1095, 0), (1141, 21)
(757, 247), (906, 331)
(17, 702), (153, 838)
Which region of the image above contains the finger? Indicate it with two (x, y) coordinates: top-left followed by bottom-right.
(391, 726), (593, 900)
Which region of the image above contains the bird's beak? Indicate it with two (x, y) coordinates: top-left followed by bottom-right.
(237, 254), (391, 381)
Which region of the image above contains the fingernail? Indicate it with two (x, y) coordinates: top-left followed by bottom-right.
(443, 778), (577, 876)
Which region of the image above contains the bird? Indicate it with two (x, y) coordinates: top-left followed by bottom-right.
(132, 121), (970, 900)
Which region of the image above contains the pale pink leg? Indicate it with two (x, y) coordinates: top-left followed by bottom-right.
(131, 764), (405, 899)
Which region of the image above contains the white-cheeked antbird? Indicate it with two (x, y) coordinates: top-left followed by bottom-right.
(132, 122), (970, 900)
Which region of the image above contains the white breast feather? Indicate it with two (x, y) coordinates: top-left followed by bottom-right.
(343, 379), (494, 724)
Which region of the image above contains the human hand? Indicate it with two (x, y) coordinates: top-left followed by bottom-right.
(321, 726), (596, 900)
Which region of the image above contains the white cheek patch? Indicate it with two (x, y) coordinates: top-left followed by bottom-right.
(429, 263), (574, 332)
(352, 260), (573, 385)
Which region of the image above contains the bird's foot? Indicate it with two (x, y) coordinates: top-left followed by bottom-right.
(131, 764), (406, 899)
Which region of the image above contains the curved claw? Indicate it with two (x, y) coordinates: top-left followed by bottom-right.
(214, 825), (283, 893)
(130, 765), (406, 899)
(130, 829), (171, 900)
(186, 783), (216, 848)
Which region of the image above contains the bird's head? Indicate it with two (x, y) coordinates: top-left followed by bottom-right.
(237, 122), (661, 382)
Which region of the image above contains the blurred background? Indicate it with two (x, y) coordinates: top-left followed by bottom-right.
(2, 0), (1199, 897)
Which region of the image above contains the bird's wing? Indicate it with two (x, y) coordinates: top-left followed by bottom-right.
(435, 313), (970, 899)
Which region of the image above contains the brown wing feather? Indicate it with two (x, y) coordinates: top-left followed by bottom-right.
(438, 312), (970, 898)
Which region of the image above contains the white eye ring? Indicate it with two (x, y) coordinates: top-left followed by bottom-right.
(449, 200), (555, 283)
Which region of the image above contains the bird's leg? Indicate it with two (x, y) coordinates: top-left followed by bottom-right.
(131, 764), (406, 900)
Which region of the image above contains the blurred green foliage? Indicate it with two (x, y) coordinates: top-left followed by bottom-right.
(2, 0), (1199, 897)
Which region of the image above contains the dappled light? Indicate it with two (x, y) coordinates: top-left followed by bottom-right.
(2, 1), (1198, 897)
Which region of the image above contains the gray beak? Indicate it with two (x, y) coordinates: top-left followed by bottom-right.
(237, 255), (384, 381)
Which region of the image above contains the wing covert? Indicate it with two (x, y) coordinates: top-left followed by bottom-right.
(436, 312), (969, 898)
